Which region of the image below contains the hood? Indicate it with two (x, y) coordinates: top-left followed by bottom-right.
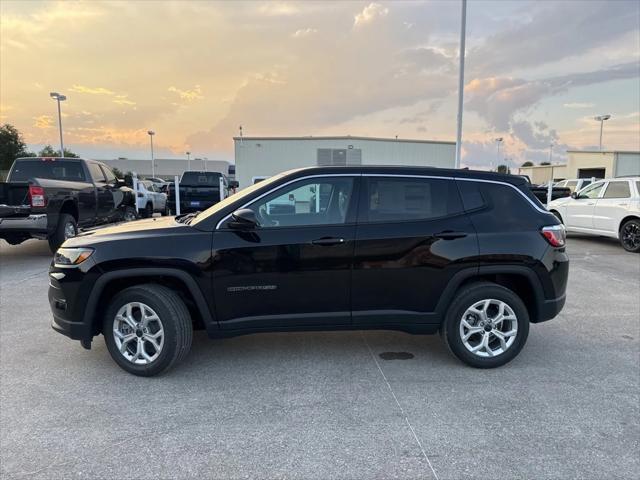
(63, 216), (193, 247)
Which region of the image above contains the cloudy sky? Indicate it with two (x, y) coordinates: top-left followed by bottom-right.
(1, 0), (638, 168)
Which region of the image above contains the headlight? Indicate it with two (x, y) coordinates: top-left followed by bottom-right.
(54, 248), (94, 267)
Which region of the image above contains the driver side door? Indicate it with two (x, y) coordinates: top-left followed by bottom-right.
(211, 175), (360, 330)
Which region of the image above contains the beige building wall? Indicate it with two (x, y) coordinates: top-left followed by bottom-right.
(517, 165), (567, 183)
(566, 151), (615, 178)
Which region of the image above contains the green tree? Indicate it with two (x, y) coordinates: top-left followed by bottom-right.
(521, 161), (534, 167)
(539, 161), (551, 166)
(496, 164), (511, 174)
(38, 144), (79, 158)
(0, 124), (34, 171)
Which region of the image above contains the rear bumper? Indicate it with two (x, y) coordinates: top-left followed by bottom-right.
(0, 214), (48, 236)
(535, 293), (566, 323)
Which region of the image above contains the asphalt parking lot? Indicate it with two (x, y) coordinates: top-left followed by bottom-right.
(1, 235), (638, 480)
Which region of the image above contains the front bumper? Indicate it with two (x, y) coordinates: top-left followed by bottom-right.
(0, 214), (48, 236)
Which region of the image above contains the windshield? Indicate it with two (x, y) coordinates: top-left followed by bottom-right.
(190, 172), (287, 226)
(9, 159), (86, 182)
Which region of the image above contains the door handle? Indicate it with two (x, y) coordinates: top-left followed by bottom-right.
(311, 237), (345, 246)
(434, 231), (468, 240)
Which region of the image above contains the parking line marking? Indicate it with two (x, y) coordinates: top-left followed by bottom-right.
(361, 332), (439, 480)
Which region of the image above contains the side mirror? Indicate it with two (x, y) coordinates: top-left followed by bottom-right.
(228, 208), (259, 230)
(228, 180), (239, 189)
(571, 192), (578, 199)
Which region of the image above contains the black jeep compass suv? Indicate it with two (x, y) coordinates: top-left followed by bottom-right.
(49, 166), (568, 376)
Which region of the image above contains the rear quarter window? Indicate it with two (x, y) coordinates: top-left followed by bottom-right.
(460, 181), (542, 230)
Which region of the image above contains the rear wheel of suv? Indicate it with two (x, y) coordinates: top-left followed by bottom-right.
(442, 282), (530, 368)
(620, 218), (640, 253)
(48, 213), (77, 253)
(103, 284), (193, 376)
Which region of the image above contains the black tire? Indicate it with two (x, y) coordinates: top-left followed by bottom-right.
(48, 213), (78, 253)
(123, 205), (138, 222)
(103, 284), (193, 376)
(441, 282), (530, 369)
(550, 210), (563, 224)
(3, 234), (27, 246)
(620, 218), (640, 253)
(141, 202), (153, 218)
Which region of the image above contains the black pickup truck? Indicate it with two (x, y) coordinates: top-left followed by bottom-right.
(0, 157), (137, 252)
(518, 175), (571, 205)
(167, 171), (237, 214)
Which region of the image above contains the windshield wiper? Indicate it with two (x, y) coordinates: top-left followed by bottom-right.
(175, 212), (200, 224)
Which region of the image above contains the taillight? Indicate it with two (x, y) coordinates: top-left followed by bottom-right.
(541, 224), (566, 247)
(29, 185), (47, 208)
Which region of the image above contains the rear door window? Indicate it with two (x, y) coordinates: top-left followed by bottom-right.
(360, 177), (462, 223)
(603, 181), (631, 199)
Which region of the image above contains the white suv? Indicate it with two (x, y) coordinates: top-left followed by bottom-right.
(548, 177), (640, 252)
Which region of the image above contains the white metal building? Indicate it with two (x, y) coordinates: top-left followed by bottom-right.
(100, 158), (231, 180)
(234, 136), (455, 189)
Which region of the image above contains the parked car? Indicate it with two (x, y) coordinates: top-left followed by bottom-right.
(146, 176), (168, 191)
(548, 177), (640, 252)
(0, 157), (137, 252)
(554, 178), (594, 194)
(136, 180), (168, 218)
(167, 171), (237, 214)
(49, 166), (568, 376)
(517, 176), (572, 204)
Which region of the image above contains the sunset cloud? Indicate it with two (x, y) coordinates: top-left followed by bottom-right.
(354, 3), (389, 28)
(168, 85), (204, 102)
(69, 85), (116, 96)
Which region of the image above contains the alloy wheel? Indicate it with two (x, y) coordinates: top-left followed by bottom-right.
(64, 222), (77, 240)
(621, 222), (640, 251)
(113, 302), (164, 365)
(459, 299), (518, 358)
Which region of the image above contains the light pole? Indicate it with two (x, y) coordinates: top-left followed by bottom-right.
(549, 142), (554, 164)
(49, 92), (67, 156)
(203, 157), (208, 172)
(494, 137), (503, 171)
(594, 115), (611, 151)
(186, 151), (191, 171)
(454, 0), (467, 169)
(147, 130), (155, 177)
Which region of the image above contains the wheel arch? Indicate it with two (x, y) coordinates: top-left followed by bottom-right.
(60, 199), (79, 221)
(436, 266), (545, 324)
(84, 268), (216, 336)
(619, 215), (640, 234)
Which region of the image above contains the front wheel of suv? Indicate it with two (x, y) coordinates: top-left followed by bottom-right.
(442, 282), (530, 368)
(103, 284), (193, 376)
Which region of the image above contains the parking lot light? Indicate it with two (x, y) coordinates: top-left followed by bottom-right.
(148, 130), (156, 177)
(50, 92), (67, 157)
(594, 114), (611, 151)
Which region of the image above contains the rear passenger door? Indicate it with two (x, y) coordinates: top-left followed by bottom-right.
(351, 176), (478, 326)
(593, 180), (632, 233)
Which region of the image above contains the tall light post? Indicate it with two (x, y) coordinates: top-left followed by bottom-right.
(49, 92), (67, 156)
(203, 157), (208, 172)
(186, 151), (191, 171)
(549, 142), (554, 163)
(594, 114), (611, 151)
(454, 0), (467, 169)
(494, 137), (503, 171)
(147, 130), (156, 177)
